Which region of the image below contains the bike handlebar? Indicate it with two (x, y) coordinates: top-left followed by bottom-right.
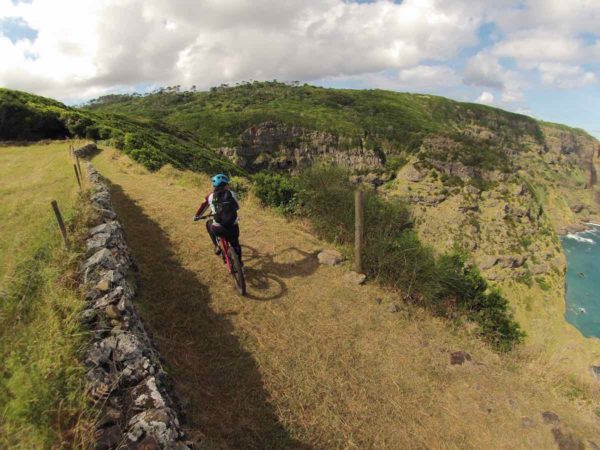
(193, 213), (214, 222)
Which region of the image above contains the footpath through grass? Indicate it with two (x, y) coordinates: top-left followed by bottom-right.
(91, 148), (599, 449)
(0, 142), (92, 449)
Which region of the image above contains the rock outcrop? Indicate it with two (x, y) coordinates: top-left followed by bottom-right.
(317, 249), (344, 266)
(79, 156), (191, 449)
(217, 121), (384, 172)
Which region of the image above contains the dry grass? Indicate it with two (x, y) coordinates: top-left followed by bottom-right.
(92, 148), (600, 449)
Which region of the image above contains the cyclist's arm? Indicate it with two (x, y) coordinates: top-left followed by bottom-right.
(230, 190), (241, 210)
(195, 194), (210, 217)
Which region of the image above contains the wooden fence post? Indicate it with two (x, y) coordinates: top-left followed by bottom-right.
(354, 189), (364, 273)
(51, 200), (68, 247)
(73, 164), (82, 190)
(76, 155), (83, 186)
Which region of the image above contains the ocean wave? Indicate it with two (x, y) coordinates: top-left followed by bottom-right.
(565, 233), (597, 244)
(584, 222), (600, 228)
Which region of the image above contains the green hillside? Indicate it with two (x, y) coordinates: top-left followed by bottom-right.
(4, 83), (596, 177)
(84, 81), (557, 173)
(0, 88), (238, 174)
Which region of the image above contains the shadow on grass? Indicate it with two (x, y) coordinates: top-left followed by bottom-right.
(241, 245), (320, 302)
(108, 183), (312, 449)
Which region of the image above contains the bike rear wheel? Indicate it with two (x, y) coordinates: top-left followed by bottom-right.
(227, 247), (246, 296)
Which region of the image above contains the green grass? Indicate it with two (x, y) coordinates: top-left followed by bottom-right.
(0, 143), (92, 449)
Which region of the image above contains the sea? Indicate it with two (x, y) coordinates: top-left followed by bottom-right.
(561, 223), (600, 338)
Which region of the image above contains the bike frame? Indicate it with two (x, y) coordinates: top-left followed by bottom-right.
(197, 214), (236, 274)
(217, 236), (233, 273)
(196, 214), (245, 295)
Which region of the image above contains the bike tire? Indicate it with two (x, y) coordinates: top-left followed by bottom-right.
(227, 247), (246, 296)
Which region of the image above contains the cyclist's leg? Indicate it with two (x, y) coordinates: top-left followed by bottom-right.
(205, 219), (220, 253)
(227, 224), (242, 261)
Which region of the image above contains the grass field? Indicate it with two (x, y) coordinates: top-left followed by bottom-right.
(91, 147), (600, 449)
(0, 142), (92, 449)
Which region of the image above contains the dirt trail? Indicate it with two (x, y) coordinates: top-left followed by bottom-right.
(92, 149), (598, 449)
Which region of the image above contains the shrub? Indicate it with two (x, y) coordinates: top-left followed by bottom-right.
(436, 254), (524, 351)
(516, 270), (533, 287)
(385, 155), (408, 172)
(289, 165), (523, 351)
(0, 101), (69, 140)
(110, 133), (125, 149)
(64, 114), (93, 138)
(123, 132), (145, 151)
(296, 166), (355, 243)
(253, 172), (298, 213)
(229, 176), (250, 199)
(129, 146), (168, 171)
(536, 277), (551, 291)
(84, 125), (100, 141)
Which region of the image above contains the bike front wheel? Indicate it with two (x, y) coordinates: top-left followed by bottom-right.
(227, 247), (246, 296)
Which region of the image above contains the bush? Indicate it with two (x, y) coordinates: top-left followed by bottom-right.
(516, 270), (533, 287)
(123, 132), (169, 171)
(129, 146), (168, 171)
(385, 155), (408, 172)
(64, 114), (93, 138)
(110, 133), (125, 149)
(536, 277), (551, 291)
(229, 176), (250, 199)
(0, 101), (69, 140)
(296, 166), (355, 243)
(84, 125), (100, 141)
(253, 172), (298, 213)
(436, 254), (524, 351)
(288, 166), (524, 351)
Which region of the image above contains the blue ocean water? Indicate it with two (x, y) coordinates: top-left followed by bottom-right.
(561, 224), (600, 338)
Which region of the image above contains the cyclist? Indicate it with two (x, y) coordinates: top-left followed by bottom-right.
(193, 174), (243, 263)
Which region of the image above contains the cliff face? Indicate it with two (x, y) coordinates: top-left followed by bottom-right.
(387, 124), (599, 346)
(217, 121), (384, 172)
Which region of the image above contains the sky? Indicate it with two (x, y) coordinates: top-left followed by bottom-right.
(0, 0), (599, 137)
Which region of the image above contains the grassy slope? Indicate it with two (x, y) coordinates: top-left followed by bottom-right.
(0, 142), (92, 449)
(91, 147), (599, 448)
(0, 88), (239, 175)
(84, 82), (547, 171)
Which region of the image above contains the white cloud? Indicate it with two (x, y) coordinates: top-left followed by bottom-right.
(486, 2), (600, 87)
(491, 31), (591, 63)
(0, 0), (484, 100)
(396, 65), (461, 89)
(538, 63), (597, 88)
(464, 52), (505, 89)
(476, 91), (495, 104)
(316, 64), (460, 93)
(0, 0), (598, 119)
(492, 0), (600, 34)
(463, 51), (525, 105)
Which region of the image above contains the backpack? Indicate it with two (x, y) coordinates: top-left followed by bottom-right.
(213, 189), (238, 227)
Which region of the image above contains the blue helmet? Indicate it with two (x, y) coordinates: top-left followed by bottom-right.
(212, 173), (229, 187)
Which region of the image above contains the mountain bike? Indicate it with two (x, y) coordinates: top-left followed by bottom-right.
(194, 215), (246, 296)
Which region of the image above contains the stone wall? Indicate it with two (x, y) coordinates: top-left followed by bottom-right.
(79, 157), (191, 449)
(74, 142), (99, 158)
